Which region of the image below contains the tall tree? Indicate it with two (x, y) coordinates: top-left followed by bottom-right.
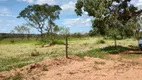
(75, 0), (142, 47)
(45, 5), (61, 43)
(17, 4), (61, 41)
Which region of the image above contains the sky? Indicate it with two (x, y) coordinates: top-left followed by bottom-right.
(0, 0), (141, 34)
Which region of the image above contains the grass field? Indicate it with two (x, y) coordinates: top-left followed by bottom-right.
(0, 37), (140, 72)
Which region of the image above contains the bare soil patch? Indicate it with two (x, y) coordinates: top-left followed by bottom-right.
(1, 56), (142, 80)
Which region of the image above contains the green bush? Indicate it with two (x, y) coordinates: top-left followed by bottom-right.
(31, 49), (40, 57)
(101, 46), (129, 53)
(75, 49), (106, 59)
(10, 40), (15, 44)
(96, 39), (105, 44)
(52, 40), (65, 45)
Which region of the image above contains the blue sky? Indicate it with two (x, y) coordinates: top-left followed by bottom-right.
(0, 0), (92, 34)
(0, 0), (141, 34)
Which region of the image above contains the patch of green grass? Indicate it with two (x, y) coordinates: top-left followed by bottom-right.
(75, 46), (130, 59)
(0, 39), (39, 45)
(0, 56), (44, 72)
(101, 46), (129, 53)
(52, 40), (65, 45)
(75, 49), (107, 59)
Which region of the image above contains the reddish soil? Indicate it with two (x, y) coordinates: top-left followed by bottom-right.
(1, 55), (142, 80)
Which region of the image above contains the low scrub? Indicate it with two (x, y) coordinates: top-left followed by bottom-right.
(75, 49), (106, 59)
(52, 40), (65, 45)
(31, 49), (40, 57)
(96, 39), (105, 44)
(101, 46), (129, 53)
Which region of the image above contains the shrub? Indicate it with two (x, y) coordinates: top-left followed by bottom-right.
(52, 40), (65, 45)
(75, 49), (106, 59)
(10, 40), (15, 44)
(31, 49), (40, 57)
(96, 39), (105, 44)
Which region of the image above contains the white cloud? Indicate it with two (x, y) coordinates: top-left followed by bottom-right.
(63, 17), (92, 27)
(131, 0), (142, 9)
(17, 0), (56, 5)
(17, 0), (34, 3)
(61, 1), (75, 10)
(0, 7), (14, 17)
(36, 0), (56, 5)
(0, 7), (10, 15)
(0, 20), (16, 23)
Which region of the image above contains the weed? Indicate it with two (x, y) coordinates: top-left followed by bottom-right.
(96, 39), (105, 44)
(28, 69), (32, 73)
(31, 49), (40, 57)
(41, 65), (48, 71)
(4, 73), (23, 80)
(101, 46), (129, 53)
(82, 43), (89, 46)
(94, 61), (105, 65)
(52, 40), (65, 45)
(10, 40), (15, 44)
(75, 49), (106, 59)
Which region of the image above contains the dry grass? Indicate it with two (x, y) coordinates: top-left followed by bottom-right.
(0, 37), (138, 71)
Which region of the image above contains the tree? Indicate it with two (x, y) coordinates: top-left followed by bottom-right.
(18, 4), (61, 41)
(45, 5), (62, 44)
(75, 0), (142, 47)
(10, 30), (15, 34)
(14, 25), (30, 40)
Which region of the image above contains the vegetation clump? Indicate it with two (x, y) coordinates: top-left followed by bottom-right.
(96, 39), (105, 44)
(31, 49), (40, 57)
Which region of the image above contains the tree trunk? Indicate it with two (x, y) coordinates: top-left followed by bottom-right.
(40, 31), (43, 42)
(65, 36), (69, 58)
(120, 33), (124, 39)
(49, 18), (54, 45)
(27, 34), (30, 40)
(114, 35), (117, 48)
(22, 34), (24, 40)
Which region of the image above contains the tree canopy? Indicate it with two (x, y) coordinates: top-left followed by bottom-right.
(17, 4), (61, 41)
(75, 0), (142, 36)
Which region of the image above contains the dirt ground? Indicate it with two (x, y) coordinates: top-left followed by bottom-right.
(1, 53), (142, 80)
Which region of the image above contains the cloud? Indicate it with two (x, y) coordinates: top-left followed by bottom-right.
(0, 7), (10, 15)
(0, 20), (16, 23)
(131, 0), (142, 9)
(36, 0), (56, 5)
(63, 17), (92, 27)
(61, 1), (75, 10)
(0, 7), (14, 17)
(17, 0), (56, 5)
(17, 0), (34, 3)
(0, 19), (16, 33)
